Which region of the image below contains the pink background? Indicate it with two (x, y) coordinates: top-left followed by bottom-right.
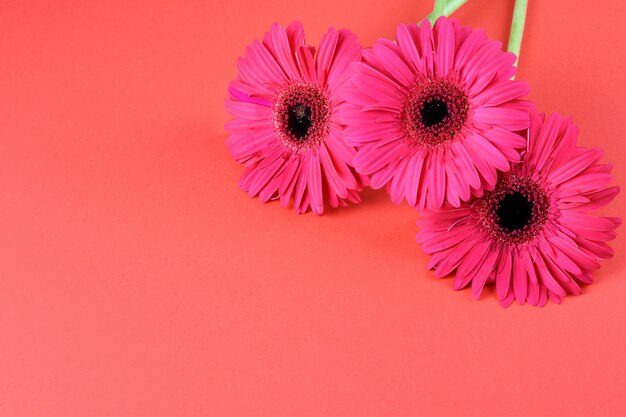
(1, 0), (625, 415)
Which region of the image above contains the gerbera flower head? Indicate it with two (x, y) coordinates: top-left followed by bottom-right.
(340, 17), (531, 211)
(416, 110), (621, 307)
(225, 22), (367, 215)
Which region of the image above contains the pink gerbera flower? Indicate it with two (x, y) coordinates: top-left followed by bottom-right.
(225, 22), (367, 215)
(340, 17), (531, 211)
(417, 110), (620, 307)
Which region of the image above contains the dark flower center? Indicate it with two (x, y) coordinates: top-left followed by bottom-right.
(286, 103), (313, 141)
(419, 98), (449, 127)
(273, 82), (330, 152)
(403, 80), (469, 147)
(495, 192), (534, 233)
(477, 175), (550, 245)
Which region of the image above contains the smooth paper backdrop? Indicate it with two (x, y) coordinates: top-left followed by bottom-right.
(1, 0), (625, 415)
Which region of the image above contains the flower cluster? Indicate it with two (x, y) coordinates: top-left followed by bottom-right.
(225, 18), (619, 307)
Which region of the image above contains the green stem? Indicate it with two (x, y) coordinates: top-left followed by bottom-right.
(507, 0), (528, 67)
(425, 0), (468, 23)
(427, 0), (447, 25)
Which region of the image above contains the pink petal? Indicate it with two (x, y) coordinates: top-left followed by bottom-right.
(473, 107), (530, 130)
(496, 248), (512, 300)
(513, 253), (528, 304)
(307, 152), (324, 214)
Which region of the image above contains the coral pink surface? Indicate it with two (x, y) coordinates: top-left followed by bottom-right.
(1, 0), (625, 416)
